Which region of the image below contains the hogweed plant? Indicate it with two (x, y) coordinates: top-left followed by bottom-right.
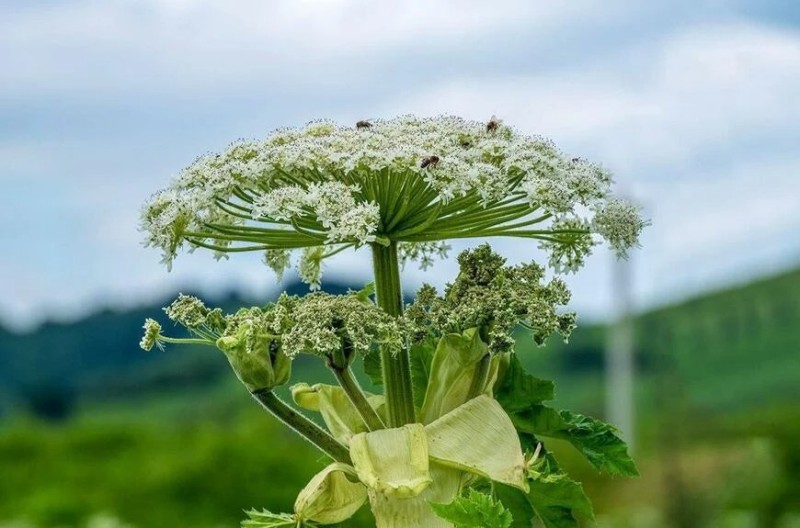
(139, 116), (647, 527)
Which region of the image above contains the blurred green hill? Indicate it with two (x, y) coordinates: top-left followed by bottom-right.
(0, 281), (363, 421)
(518, 266), (800, 417)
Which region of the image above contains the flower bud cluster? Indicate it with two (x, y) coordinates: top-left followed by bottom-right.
(406, 245), (576, 354)
(141, 289), (403, 382)
(139, 318), (163, 351)
(280, 291), (404, 363)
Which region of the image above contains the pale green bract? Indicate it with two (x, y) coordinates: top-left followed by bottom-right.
(139, 115), (646, 282)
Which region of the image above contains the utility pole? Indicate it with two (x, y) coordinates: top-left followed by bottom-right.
(606, 252), (635, 453)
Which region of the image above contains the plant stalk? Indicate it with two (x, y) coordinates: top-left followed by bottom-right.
(371, 242), (416, 427)
(332, 366), (386, 431)
(250, 388), (352, 464)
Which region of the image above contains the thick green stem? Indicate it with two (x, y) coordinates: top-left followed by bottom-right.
(332, 366), (386, 431)
(250, 388), (352, 464)
(371, 242), (416, 427)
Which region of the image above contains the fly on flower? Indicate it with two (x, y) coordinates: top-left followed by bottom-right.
(420, 155), (440, 169)
(486, 115), (502, 133)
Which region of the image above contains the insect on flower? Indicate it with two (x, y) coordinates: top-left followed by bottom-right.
(356, 120), (373, 129)
(420, 155), (440, 169)
(486, 115), (502, 133)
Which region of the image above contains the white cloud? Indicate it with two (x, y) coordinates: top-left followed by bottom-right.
(0, 0), (616, 100)
(381, 23), (800, 171)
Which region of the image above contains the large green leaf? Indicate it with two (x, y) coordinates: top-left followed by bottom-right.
(431, 489), (514, 528)
(494, 484), (536, 528)
(558, 411), (639, 477)
(528, 473), (594, 528)
(495, 354), (555, 412)
(511, 405), (568, 436)
(511, 406), (638, 477)
(488, 473), (594, 528)
(409, 338), (436, 409)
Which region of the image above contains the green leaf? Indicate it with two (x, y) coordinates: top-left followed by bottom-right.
(494, 484), (536, 528)
(495, 354), (555, 412)
(431, 489), (514, 528)
(409, 338), (436, 409)
(528, 473), (594, 528)
(362, 352), (382, 385)
(511, 405), (568, 437)
(241, 509), (307, 527)
(511, 406), (638, 477)
(495, 351), (637, 477)
(558, 411), (639, 477)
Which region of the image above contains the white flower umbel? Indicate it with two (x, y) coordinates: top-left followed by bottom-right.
(140, 115), (646, 283)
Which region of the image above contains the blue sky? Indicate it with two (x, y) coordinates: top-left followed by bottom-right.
(1, 0), (799, 330)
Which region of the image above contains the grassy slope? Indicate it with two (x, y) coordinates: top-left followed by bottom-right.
(516, 267), (800, 418)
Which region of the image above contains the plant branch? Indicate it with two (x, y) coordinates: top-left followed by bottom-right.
(331, 366), (385, 431)
(250, 389), (352, 464)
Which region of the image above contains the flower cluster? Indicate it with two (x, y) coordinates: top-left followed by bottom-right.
(141, 289), (403, 367)
(406, 245), (576, 354)
(592, 199), (650, 257)
(280, 291), (405, 364)
(140, 115), (647, 284)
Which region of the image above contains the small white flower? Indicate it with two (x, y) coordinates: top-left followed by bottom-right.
(298, 246), (325, 290)
(592, 199), (649, 257)
(263, 249), (291, 281)
(538, 217), (597, 273)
